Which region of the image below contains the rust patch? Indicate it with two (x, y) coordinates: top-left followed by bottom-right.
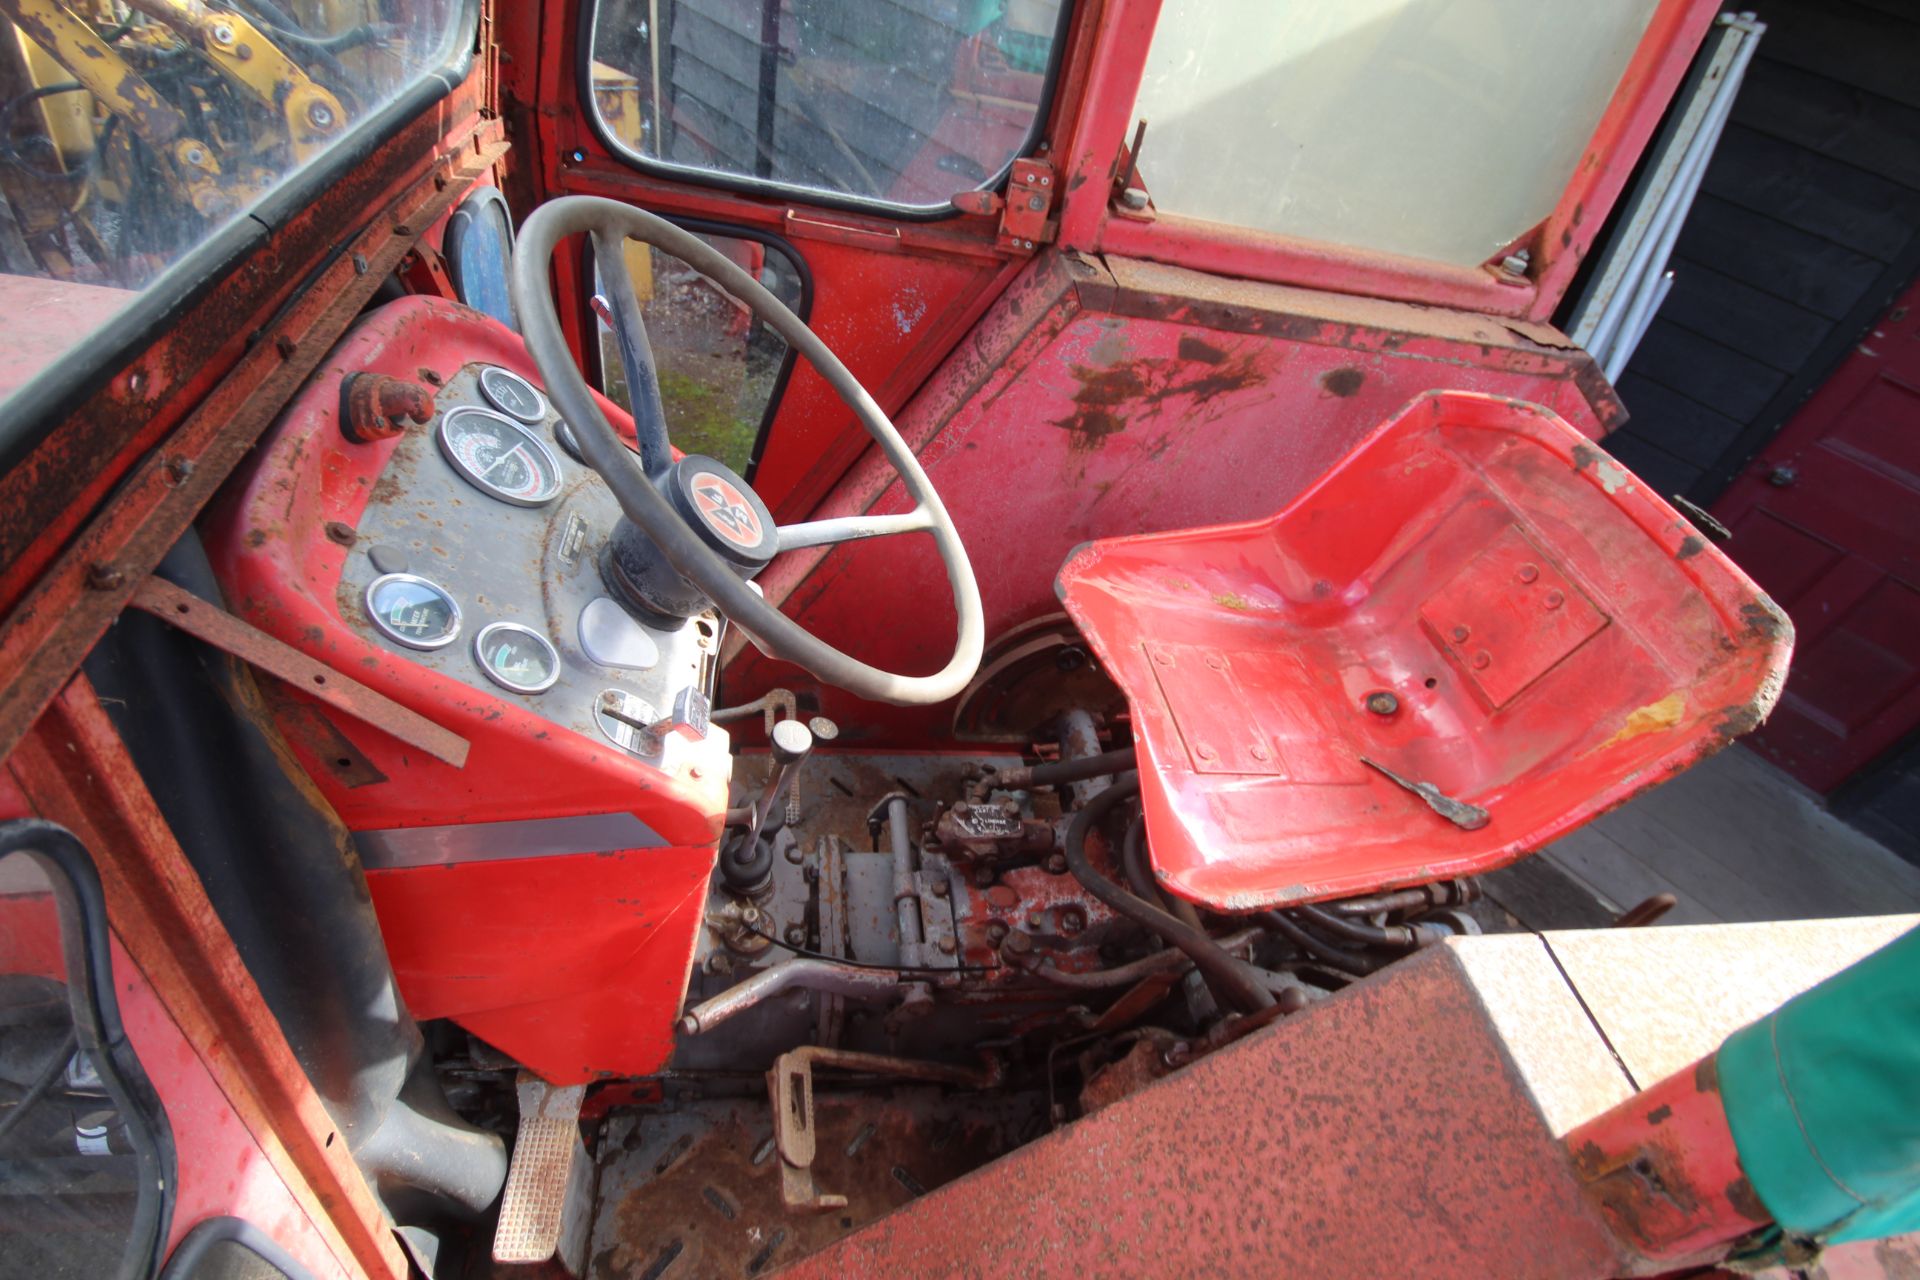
(1724, 1176), (1768, 1224)
(1646, 1104), (1672, 1126)
(1212, 592), (1250, 611)
(1571, 442), (1632, 494)
(1177, 335), (1228, 364)
(1739, 600), (1789, 640)
(1050, 349), (1264, 452)
(1320, 367), (1365, 397)
(1676, 535), (1705, 560)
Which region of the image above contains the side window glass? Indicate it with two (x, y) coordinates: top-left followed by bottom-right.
(0, 824), (171, 1280)
(595, 230), (806, 476)
(587, 0), (1068, 211)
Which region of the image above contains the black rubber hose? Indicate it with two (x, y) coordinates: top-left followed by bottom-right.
(1256, 911), (1376, 978)
(1122, 813), (1204, 931)
(1063, 776), (1274, 1013)
(1293, 902), (1423, 949)
(1006, 747), (1136, 790)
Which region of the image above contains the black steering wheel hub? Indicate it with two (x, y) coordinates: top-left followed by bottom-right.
(603, 456), (778, 621)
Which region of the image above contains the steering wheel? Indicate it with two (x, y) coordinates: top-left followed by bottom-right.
(509, 197), (983, 707)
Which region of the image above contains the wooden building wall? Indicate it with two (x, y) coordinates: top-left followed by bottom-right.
(1595, 0), (1920, 506)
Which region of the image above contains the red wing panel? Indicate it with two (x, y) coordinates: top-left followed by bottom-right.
(1057, 391), (1793, 911)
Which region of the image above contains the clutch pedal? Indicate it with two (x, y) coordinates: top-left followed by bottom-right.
(492, 1073), (594, 1273)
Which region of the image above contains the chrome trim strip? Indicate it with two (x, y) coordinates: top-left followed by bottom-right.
(355, 812), (668, 870)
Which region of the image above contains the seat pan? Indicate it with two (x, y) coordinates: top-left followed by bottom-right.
(1055, 391), (1792, 911)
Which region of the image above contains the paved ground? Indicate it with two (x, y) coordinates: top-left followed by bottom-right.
(1538, 744), (1920, 925)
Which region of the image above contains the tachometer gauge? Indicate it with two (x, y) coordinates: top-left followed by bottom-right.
(473, 622), (561, 693)
(437, 406), (564, 506)
(365, 573), (461, 650)
(478, 365), (548, 423)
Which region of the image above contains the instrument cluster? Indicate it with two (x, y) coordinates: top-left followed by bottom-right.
(339, 362), (719, 764)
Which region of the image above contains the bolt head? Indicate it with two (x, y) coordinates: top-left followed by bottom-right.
(931, 879), (950, 898)
(1365, 691), (1399, 716)
(210, 23), (234, 43)
(1517, 564), (1540, 584)
(1119, 187), (1149, 211)
(1471, 651), (1492, 670)
(307, 101), (336, 129)
(937, 937), (956, 954)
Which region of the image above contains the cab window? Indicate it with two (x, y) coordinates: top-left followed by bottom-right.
(587, 0), (1069, 212)
(1130, 0), (1661, 267)
(0, 2), (470, 413)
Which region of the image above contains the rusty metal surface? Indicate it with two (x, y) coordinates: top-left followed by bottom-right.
(778, 945), (1626, 1280)
(0, 132), (508, 767)
(587, 1092), (1046, 1280)
(1566, 1056), (1770, 1274)
(6, 676), (406, 1279)
(129, 575), (470, 767)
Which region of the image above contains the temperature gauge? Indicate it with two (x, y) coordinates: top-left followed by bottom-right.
(478, 365), (548, 423)
(437, 406), (564, 506)
(473, 622), (561, 693)
(365, 573), (461, 650)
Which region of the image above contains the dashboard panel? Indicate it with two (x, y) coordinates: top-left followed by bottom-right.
(201, 296), (731, 1080)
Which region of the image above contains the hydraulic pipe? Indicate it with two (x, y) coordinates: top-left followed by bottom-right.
(1293, 902), (1447, 950)
(993, 746), (1136, 791)
(1256, 911), (1376, 978)
(1016, 928), (1263, 990)
(1122, 813), (1203, 932)
(678, 958), (899, 1035)
(887, 796), (924, 967)
(1063, 776), (1274, 1014)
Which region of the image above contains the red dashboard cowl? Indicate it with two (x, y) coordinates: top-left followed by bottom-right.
(202, 296), (725, 1082)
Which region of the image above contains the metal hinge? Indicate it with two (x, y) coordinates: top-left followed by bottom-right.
(996, 157), (1056, 255)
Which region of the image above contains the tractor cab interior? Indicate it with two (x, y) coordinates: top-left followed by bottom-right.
(0, 2), (1799, 1277)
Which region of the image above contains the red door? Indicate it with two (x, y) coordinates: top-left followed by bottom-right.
(1713, 278), (1920, 793)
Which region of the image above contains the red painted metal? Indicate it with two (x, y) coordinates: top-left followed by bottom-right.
(367, 851), (713, 1085)
(1053, 390), (1790, 910)
(781, 945), (1627, 1279)
(729, 252), (1626, 748)
(5, 677), (406, 1280)
(1567, 1056), (1771, 1267)
(200, 297), (724, 1082)
(113, 937), (355, 1278)
(1712, 278), (1920, 793)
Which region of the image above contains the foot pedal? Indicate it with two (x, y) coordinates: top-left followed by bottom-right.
(492, 1073), (593, 1273)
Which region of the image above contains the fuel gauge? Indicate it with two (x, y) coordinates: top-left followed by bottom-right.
(365, 573), (461, 650)
(473, 622), (561, 693)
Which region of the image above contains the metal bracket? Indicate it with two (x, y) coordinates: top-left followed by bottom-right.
(767, 1047), (1002, 1211)
(997, 157), (1056, 255)
(129, 574), (470, 767)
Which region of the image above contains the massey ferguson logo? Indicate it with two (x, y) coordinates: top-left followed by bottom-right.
(690, 471), (764, 549)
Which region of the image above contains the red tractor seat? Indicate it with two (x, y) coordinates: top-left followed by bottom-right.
(1055, 391), (1792, 912)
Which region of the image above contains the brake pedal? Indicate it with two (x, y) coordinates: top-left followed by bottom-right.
(492, 1074), (594, 1273)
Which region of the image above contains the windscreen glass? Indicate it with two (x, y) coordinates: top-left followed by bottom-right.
(1130, 0), (1661, 266)
(0, 2), (469, 413)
